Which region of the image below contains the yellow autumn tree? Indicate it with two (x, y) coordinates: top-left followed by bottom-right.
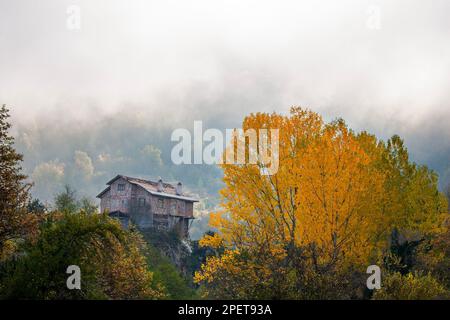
(195, 107), (447, 299)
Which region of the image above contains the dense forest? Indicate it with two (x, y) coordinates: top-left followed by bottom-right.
(1, 104), (449, 299)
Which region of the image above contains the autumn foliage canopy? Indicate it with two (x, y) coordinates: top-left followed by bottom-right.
(195, 108), (448, 299)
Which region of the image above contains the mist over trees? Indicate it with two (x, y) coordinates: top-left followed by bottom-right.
(14, 115), (224, 205)
(10, 106), (450, 242)
(13, 109), (450, 204)
(0, 105), (198, 299)
(12, 113), (225, 238)
(1, 0), (449, 301)
(1, 104), (449, 300)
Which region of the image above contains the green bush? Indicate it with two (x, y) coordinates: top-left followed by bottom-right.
(0, 212), (165, 299)
(373, 272), (448, 300)
(142, 229), (198, 299)
(145, 243), (198, 299)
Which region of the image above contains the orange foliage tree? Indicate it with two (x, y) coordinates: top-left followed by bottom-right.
(195, 108), (447, 299)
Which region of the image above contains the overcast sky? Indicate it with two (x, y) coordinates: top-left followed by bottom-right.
(1, 0), (449, 185)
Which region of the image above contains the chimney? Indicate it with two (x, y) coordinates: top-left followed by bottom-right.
(157, 177), (163, 192)
(176, 182), (183, 195)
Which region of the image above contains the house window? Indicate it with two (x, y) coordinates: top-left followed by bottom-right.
(118, 184), (125, 191)
(158, 198), (164, 209)
(170, 202), (177, 215)
(138, 198), (146, 207)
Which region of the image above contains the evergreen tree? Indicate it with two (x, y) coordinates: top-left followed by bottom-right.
(0, 104), (37, 257)
(54, 185), (78, 213)
(27, 198), (47, 215)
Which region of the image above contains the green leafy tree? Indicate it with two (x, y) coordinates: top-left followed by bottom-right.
(145, 243), (198, 299)
(140, 228), (198, 299)
(0, 212), (165, 299)
(378, 135), (447, 237)
(54, 185), (78, 213)
(79, 197), (98, 215)
(54, 186), (98, 215)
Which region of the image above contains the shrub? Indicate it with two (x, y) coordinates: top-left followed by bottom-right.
(373, 272), (448, 300)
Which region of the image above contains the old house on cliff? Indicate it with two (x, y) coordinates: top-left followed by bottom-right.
(97, 175), (198, 237)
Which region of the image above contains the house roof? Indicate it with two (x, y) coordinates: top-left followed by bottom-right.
(96, 186), (111, 198)
(97, 175), (199, 202)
